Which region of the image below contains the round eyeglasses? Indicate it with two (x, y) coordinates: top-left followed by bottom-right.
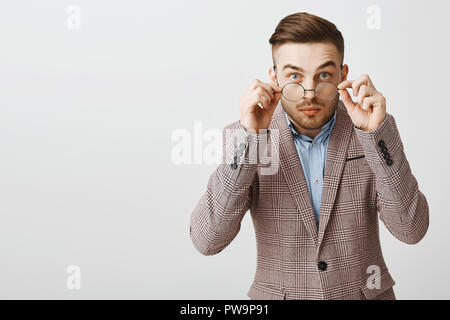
(280, 81), (338, 102)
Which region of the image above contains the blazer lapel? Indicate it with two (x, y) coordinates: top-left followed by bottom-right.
(270, 100), (353, 249)
(271, 102), (319, 246)
(316, 100), (353, 250)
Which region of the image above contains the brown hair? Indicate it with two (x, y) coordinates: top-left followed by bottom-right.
(269, 12), (344, 67)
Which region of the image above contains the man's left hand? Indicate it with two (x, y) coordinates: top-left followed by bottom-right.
(337, 74), (387, 132)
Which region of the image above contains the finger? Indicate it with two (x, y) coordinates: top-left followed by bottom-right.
(253, 86), (273, 103)
(267, 81), (282, 93)
(337, 79), (354, 90)
(352, 74), (375, 97)
(338, 88), (356, 114)
(255, 92), (271, 108)
(356, 84), (373, 107)
(268, 91), (282, 109)
(253, 84), (273, 101)
(260, 90), (272, 106)
(248, 79), (271, 99)
(258, 82), (275, 100)
(274, 90), (282, 100)
(361, 95), (377, 111)
(249, 79), (261, 92)
(361, 73), (374, 88)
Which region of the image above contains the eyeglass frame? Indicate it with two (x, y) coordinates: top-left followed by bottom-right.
(273, 64), (343, 102)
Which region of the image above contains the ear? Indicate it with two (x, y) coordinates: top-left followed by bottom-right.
(268, 66), (279, 86)
(340, 64), (349, 82)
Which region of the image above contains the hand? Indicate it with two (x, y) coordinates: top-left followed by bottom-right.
(337, 74), (387, 132)
(240, 79), (282, 132)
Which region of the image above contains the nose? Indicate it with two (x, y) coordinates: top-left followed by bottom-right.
(302, 79), (317, 100)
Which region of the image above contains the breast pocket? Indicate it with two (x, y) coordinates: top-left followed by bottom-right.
(345, 154), (366, 162)
(339, 153), (376, 223)
(341, 154), (373, 188)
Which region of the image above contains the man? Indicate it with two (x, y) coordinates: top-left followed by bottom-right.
(189, 12), (429, 300)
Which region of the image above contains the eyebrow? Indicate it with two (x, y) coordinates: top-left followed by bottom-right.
(281, 60), (337, 73)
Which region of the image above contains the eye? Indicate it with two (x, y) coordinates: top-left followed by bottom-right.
(289, 73), (300, 81)
(319, 72), (330, 79)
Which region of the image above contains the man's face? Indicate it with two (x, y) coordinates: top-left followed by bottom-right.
(269, 42), (348, 137)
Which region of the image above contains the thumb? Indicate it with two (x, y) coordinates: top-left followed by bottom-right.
(338, 89), (356, 114)
(268, 91), (282, 110)
(274, 91), (282, 102)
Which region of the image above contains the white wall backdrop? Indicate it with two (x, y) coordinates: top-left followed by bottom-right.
(0, 0), (448, 299)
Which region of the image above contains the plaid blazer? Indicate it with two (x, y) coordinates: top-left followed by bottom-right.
(189, 100), (429, 300)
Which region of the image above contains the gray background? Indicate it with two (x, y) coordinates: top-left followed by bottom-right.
(0, 0), (448, 299)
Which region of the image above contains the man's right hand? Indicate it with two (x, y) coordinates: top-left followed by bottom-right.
(239, 79), (282, 132)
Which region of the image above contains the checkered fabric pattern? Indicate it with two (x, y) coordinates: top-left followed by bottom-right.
(189, 100), (429, 300)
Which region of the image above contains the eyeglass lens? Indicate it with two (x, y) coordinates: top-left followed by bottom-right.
(282, 82), (338, 102)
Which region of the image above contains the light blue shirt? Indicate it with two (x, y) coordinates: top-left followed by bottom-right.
(284, 109), (337, 225)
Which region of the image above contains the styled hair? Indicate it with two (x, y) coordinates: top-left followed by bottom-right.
(269, 12), (344, 68)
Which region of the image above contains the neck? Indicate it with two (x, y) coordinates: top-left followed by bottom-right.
(292, 123), (322, 139)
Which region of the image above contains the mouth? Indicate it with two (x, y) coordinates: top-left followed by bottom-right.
(300, 107), (321, 115)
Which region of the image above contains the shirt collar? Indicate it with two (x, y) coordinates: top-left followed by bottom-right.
(284, 108), (337, 143)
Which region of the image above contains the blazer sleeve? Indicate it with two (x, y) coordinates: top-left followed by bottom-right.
(354, 113), (429, 244)
(189, 120), (268, 255)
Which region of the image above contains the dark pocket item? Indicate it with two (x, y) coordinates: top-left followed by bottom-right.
(345, 155), (365, 162)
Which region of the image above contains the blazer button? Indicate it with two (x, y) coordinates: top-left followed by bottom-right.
(386, 158), (393, 166)
(378, 140), (385, 148)
(318, 261), (327, 271)
(230, 162), (238, 170)
(381, 146), (388, 154)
